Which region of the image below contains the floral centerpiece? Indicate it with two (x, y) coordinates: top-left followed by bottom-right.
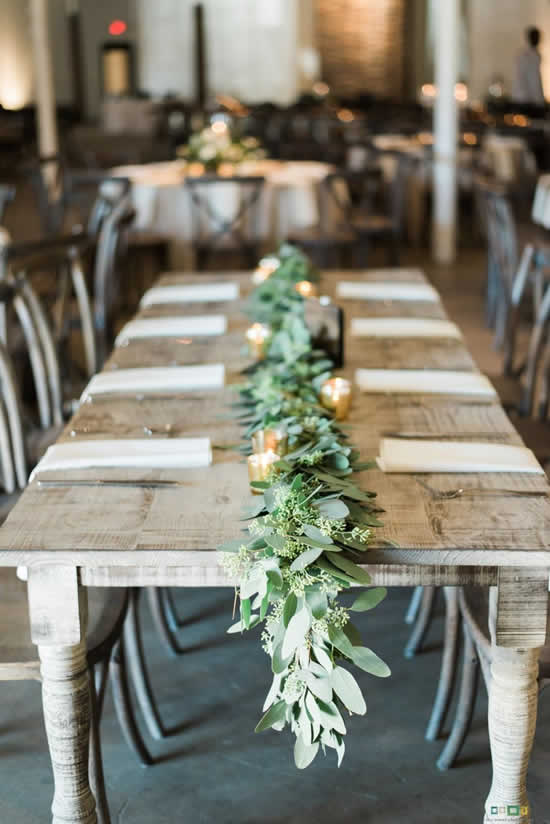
(177, 123), (266, 172)
(219, 245), (391, 770)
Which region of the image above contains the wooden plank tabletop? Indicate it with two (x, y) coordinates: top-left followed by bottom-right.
(0, 268), (549, 569)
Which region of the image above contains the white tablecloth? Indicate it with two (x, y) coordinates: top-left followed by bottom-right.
(113, 160), (336, 267)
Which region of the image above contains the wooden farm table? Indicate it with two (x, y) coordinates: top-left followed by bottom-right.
(0, 268), (549, 823)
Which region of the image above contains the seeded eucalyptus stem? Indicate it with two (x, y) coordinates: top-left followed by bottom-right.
(219, 244), (390, 769)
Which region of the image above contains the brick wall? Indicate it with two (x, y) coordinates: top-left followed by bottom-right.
(315, 0), (405, 98)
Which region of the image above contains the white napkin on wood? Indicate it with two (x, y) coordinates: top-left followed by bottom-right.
(377, 438), (543, 473)
(337, 281), (439, 302)
(351, 318), (461, 339)
(355, 369), (496, 397)
(81, 365), (225, 401)
(140, 282), (239, 307)
(30, 438), (212, 480)
(115, 315), (227, 346)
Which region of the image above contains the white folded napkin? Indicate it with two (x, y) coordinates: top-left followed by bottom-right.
(30, 437), (212, 481)
(337, 281), (439, 302)
(140, 282), (239, 307)
(351, 318), (461, 339)
(377, 438), (543, 474)
(355, 369), (496, 397)
(81, 365), (225, 401)
(115, 315), (227, 346)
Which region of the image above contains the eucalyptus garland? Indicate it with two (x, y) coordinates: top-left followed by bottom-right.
(219, 245), (390, 769)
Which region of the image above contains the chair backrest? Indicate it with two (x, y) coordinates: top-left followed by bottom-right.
(93, 193), (135, 367)
(321, 168), (382, 232)
(185, 175), (265, 252)
(0, 185), (15, 225)
(483, 185), (518, 297)
(27, 154), (130, 240)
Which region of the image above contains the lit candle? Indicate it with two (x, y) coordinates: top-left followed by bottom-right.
(245, 323), (271, 359)
(295, 280), (317, 298)
(247, 450), (280, 493)
(252, 256), (279, 284)
(252, 427), (288, 456)
(319, 377), (352, 420)
(187, 162), (205, 177)
(217, 162), (235, 177)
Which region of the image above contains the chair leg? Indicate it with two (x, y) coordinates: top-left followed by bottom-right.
(425, 587), (461, 740)
(163, 588), (183, 628)
(404, 586), (424, 625)
(88, 664), (112, 824)
(436, 625), (480, 771)
(404, 586), (436, 658)
(147, 587), (185, 656)
(110, 639), (154, 767)
(124, 588), (166, 740)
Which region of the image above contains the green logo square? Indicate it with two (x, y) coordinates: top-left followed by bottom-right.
(507, 806), (520, 816)
(490, 808), (499, 816)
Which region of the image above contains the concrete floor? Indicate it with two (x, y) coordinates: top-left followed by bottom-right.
(1, 248), (550, 822)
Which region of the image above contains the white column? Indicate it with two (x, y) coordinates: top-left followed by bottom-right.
(432, 0), (458, 263)
(30, 0), (59, 170)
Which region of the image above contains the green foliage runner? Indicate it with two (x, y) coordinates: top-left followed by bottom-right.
(219, 245), (390, 769)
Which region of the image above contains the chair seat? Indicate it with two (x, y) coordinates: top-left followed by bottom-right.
(351, 214), (394, 234)
(0, 568), (127, 679)
(287, 225), (356, 247)
(127, 229), (170, 249)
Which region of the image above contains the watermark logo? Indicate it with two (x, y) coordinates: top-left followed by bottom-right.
(488, 805), (529, 819)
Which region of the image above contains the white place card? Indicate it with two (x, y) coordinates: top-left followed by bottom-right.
(351, 318), (462, 339)
(81, 365), (225, 401)
(377, 438), (543, 474)
(140, 282), (239, 307)
(355, 369), (496, 397)
(115, 316), (227, 346)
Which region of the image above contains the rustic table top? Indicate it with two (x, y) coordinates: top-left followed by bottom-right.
(0, 268), (548, 571)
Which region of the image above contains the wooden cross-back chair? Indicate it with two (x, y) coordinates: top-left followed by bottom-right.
(287, 167), (382, 268)
(185, 175), (265, 269)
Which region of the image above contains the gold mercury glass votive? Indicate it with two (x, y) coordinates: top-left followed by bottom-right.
(245, 322), (271, 359)
(252, 256), (279, 284)
(252, 427), (288, 456)
(247, 450), (280, 493)
(187, 162), (205, 176)
(319, 377), (352, 420)
(295, 280), (318, 298)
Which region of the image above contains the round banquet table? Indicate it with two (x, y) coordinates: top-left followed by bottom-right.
(112, 159), (338, 268)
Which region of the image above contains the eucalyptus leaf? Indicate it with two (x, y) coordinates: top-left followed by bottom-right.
(350, 587), (387, 612)
(255, 700), (288, 733)
(283, 592), (298, 627)
(290, 546), (324, 571)
(305, 588), (328, 619)
(294, 737), (319, 769)
(350, 647), (391, 678)
(315, 499), (350, 519)
(331, 667), (366, 715)
(302, 524), (333, 545)
(282, 606), (311, 659)
(329, 554), (372, 586)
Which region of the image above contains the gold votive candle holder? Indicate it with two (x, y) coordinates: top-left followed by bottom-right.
(295, 280), (317, 298)
(245, 322), (271, 359)
(252, 427), (288, 456)
(252, 256), (280, 284)
(187, 162), (205, 177)
(319, 377), (352, 420)
(247, 450), (280, 493)
(217, 162), (235, 177)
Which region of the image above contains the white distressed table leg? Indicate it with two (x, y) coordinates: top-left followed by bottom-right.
(28, 566), (97, 824)
(483, 568), (548, 824)
(483, 645), (540, 823)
